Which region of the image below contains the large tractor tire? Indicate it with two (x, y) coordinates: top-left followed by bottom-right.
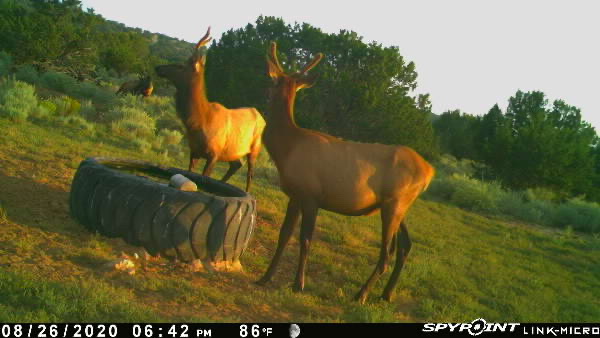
(69, 157), (256, 265)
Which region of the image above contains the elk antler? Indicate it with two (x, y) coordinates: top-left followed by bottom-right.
(195, 27), (212, 49)
(268, 42), (285, 74)
(300, 53), (324, 74)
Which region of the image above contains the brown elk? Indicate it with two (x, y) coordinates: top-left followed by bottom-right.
(155, 27), (265, 191)
(256, 42), (435, 304)
(116, 75), (154, 97)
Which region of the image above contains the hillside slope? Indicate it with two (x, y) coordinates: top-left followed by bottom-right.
(0, 118), (598, 322)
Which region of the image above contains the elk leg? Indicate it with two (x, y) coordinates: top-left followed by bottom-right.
(355, 200), (404, 304)
(201, 156), (217, 177)
(220, 160), (242, 183)
(245, 153), (257, 192)
(257, 199), (301, 285)
(293, 202), (319, 292)
(188, 156), (200, 172)
(382, 221), (411, 301)
(388, 233), (397, 260)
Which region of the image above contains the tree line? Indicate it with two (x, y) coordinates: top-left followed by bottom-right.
(435, 91), (600, 202)
(2, 0), (598, 202)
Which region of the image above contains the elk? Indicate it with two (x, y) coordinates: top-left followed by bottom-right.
(256, 42), (435, 304)
(155, 27), (265, 191)
(116, 75), (154, 97)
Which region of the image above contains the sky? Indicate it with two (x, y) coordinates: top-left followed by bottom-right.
(79, 0), (600, 130)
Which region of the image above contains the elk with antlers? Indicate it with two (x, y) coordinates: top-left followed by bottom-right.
(155, 28), (266, 191)
(116, 75), (154, 97)
(256, 42), (435, 303)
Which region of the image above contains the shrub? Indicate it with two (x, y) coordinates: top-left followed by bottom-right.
(159, 128), (183, 145)
(39, 100), (57, 115)
(110, 107), (155, 139)
(79, 100), (97, 120)
(74, 81), (117, 106)
(57, 115), (95, 135)
(424, 175), (456, 200)
(38, 71), (77, 94)
(498, 192), (554, 226)
(552, 198), (600, 233)
(0, 51), (12, 77)
(450, 175), (502, 213)
(525, 187), (559, 203)
(14, 64), (39, 84)
(166, 144), (183, 158)
(0, 78), (39, 122)
(52, 96), (81, 116)
(131, 139), (151, 153)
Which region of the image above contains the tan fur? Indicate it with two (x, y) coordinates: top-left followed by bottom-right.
(155, 28), (265, 191)
(257, 42), (435, 304)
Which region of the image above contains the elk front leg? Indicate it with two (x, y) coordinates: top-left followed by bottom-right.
(293, 202), (319, 292)
(245, 153), (257, 192)
(256, 199), (301, 285)
(221, 160), (242, 183)
(188, 156), (200, 172)
(201, 156), (217, 177)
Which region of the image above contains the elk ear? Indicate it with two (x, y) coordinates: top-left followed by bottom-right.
(193, 55), (207, 72)
(297, 73), (320, 91)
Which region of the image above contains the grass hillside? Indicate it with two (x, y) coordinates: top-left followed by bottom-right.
(0, 117), (599, 322)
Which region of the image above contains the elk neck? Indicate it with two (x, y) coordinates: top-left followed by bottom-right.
(263, 85), (301, 163)
(175, 74), (211, 124)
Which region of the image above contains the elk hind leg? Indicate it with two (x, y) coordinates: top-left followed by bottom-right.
(381, 221), (411, 302)
(293, 202), (319, 292)
(221, 160), (242, 183)
(355, 200), (405, 304)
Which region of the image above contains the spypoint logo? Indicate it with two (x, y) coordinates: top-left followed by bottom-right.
(422, 318), (519, 336)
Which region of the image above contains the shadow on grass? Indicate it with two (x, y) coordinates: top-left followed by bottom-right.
(0, 172), (85, 236)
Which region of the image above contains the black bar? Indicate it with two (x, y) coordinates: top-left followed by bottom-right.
(0, 323), (598, 338)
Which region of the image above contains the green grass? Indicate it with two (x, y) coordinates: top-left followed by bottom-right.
(0, 117), (598, 322)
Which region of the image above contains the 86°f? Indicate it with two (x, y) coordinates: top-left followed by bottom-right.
(239, 325), (272, 337)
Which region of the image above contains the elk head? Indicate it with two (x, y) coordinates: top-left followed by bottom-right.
(266, 42), (324, 104)
(155, 27), (213, 88)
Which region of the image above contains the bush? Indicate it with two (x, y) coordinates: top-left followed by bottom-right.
(39, 100), (57, 115)
(74, 81), (117, 106)
(498, 192), (554, 226)
(159, 128), (183, 145)
(525, 187), (559, 203)
(79, 100), (97, 121)
(110, 107), (155, 139)
(449, 175), (503, 213)
(424, 175), (456, 200)
(57, 115), (95, 135)
(51, 96), (81, 116)
(14, 64), (39, 84)
(38, 71), (78, 94)
(131, 139), (151, 153)
(0, 78), (39, 122)
(0, 52), (12, 77)
(553, 198), (600, 233)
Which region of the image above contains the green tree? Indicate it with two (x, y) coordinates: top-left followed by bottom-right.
(205, 16), (438, 158)
(478, 91), (598, 199)
(434, 109), (481, 159)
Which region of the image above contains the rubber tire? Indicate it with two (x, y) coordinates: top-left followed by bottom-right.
(69, 157), (257, 264)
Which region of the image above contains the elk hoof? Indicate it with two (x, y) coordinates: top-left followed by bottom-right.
(354, 291), (368, 304)
(255, 276), (271, 286)
(381, 292), (394, 302)
(292, 282), (304, 293)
